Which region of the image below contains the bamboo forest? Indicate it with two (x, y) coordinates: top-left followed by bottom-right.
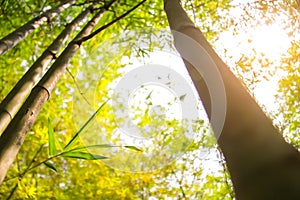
(0, 0), (299, 199)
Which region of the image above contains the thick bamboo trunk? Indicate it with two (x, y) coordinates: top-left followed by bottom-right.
(164, 1), (300, 199)
(0, 0), (75, 56)
(0, 5), (108, 184)
(0, 7), (92, 135)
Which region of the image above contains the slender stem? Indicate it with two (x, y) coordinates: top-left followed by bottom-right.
(6, 184), (18, 200)
(171, 169), (187, 199)
(5, 144), (45, 200)
(78, 0), (147, 43)
(66, 68), (91, 106)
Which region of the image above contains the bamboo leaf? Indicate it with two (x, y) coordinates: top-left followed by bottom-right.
(48, 118), (56, 156)
(63, 101), (108, 151)
(68, 144), (117, 152)
(43, 161), (57, 172)
(61, 151), (108, 160)
(124, 146), (142, 152)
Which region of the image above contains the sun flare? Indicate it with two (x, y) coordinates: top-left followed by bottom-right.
(249, 23), (291, 60)
(217, 19), (293, 111)
(219, 22), (291, 61)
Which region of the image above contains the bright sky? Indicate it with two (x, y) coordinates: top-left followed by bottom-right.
(216, 24), (290, 110)
(215, 2), (293, 113)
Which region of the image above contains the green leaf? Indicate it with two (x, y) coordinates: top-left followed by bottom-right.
(145, 91), (153, 100)
(48, 118), (56, 156)
(61, 151), (108, 160)
(179, 94), (187, 101)
(43, 161), (57, 172)
(63, 101), (108, 151)
(68, 144), (117, 152)
(124, 145), (142, 152)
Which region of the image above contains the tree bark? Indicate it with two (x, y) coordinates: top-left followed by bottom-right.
(164, 0), (300, 199)
(0, 0), (76, 56)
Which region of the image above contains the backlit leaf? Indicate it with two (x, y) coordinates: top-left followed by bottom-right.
(63, 101), (108, 151)
(43, 161), (57, 172)
(124, 145), (143, 152)
(61, 151), (108, 160)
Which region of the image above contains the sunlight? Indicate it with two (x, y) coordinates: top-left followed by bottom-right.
(250, 23), (290, 60)
(248, 23), (291, 110)
(229, 0), (292, 59)
(219, 22), (291, 61)
(217, 20), (292, 112)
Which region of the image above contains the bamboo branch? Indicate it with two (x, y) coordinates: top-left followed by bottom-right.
(78, 0), (147, 43)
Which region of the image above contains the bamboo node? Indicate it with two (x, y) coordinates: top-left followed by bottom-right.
(35, 84), (51, 100)
(0, 107), (12, 120)
(47, 49), (57, 59)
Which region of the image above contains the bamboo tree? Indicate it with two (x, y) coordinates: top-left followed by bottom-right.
(0, 0), (76, 56)
(0, 6), (93, 135)
(164, 0), (300, 199)
(0, 0), (146, 185)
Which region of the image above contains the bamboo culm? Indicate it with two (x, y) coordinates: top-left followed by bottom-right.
(0, 5), (108, 185)
(0, 0), (76, 56)
(0, 6), (93, 135)
(0, 0), (146, 185)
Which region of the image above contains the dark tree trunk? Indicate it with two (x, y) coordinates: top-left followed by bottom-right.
(164, 1), (300, 199)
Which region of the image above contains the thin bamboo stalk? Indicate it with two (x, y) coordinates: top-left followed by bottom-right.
(0, 6), (107, 185)
(0, 0), (76, 56)
(0, 6), (93, 135)
(0, 0), (145, 185)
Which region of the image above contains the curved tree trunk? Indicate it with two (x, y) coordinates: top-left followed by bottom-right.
(164, 0), (300, 199)
(0, 0), (76, 56)
(0, 6), (93, 135)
